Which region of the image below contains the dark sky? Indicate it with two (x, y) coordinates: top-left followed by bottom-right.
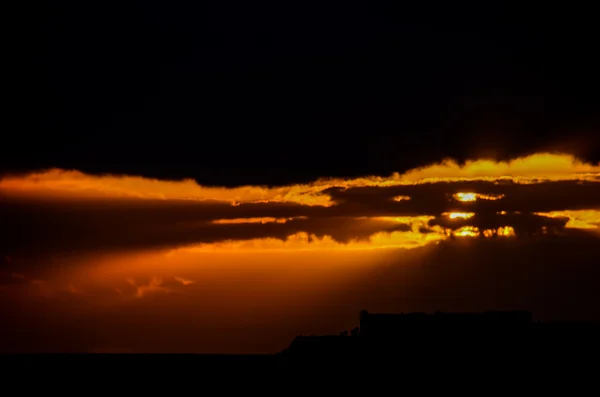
(9, 2), (600, 185)
(3, 3), (600, 353)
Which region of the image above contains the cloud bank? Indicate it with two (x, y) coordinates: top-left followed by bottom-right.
(1, 153), (599, 259)
(2, 152), (600, 353)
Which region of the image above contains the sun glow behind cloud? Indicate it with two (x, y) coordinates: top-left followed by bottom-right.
(1, 152), (600, 258)
(454, 192), (505, 202)
(454, 192), (477, 202)
(444, 212), (475, 219)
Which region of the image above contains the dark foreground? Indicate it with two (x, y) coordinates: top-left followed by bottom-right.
(3, 326), (599, 372)
(2, 311), (599, 381)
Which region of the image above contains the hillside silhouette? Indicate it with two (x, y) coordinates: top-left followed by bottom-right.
(277, 310), (600, 369)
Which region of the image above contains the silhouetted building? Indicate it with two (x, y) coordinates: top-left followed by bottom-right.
(280, 310), (599, 367)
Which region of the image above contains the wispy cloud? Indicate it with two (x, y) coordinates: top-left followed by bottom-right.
(125, 276), (195, 298)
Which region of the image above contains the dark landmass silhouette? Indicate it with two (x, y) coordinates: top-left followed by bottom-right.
(5, 309), (599, 378)
(277, 310), (600, 369)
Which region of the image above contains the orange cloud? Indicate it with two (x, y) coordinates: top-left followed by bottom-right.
(132, 276), (169, 298)
(1, 153), (599, 207)
(211, 217), (303, 224)
(126, 275), (196, 298)
(1, 152), (600, 263)
(172, 229), (448, 253)
(401, 153), (600, 184)
(534, 210), (600, 230)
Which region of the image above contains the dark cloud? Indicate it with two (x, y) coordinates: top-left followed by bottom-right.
(12, 2), (600, 187)
(0, 196), (412, 257)
(351, 230), (600, 322)
(2, 178), (600, 262)
(327, 180), (600, 214)
(429, 212), (568, 235)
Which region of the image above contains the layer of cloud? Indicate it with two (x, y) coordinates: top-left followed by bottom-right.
(2, 152), (600, 353)
(2, 153), (600, 206)
(1, 153), (600, 263)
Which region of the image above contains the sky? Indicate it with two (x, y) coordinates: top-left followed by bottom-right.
(2, 153), (600, 353)
(3, 2), (600, 353)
